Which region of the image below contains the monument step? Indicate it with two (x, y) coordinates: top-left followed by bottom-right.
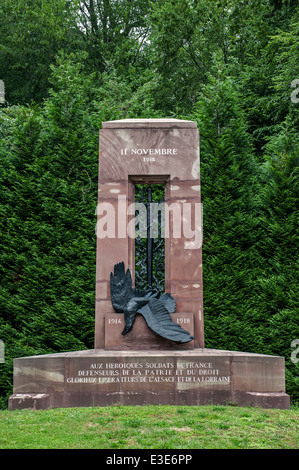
(8, 348), (290, 410)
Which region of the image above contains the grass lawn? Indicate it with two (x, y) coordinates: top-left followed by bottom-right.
(0, 404), (298, 449)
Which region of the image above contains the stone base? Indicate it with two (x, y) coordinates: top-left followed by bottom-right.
(8, 349), (290, 410)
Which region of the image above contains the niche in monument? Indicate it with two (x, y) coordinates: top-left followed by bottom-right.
(8, 119), (290, 410)
(134, 183), (165, 292)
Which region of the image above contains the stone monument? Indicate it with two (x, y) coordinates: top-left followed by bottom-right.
(8, 119), (290, 410)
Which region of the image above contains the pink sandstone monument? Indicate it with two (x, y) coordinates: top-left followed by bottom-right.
(9, 119), (290, 409)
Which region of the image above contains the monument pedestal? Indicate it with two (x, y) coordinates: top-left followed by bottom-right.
(9, 348), (290, 410)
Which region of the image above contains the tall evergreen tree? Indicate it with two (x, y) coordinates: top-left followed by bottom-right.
(254, 115), (299, 398)
(0, 0), (82, 104)
(190, 59), (263, 352)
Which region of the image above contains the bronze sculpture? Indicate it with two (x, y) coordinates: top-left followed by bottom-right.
(110, 262), (194, 344)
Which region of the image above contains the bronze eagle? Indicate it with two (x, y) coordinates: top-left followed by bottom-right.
(110, 262), (194, 344)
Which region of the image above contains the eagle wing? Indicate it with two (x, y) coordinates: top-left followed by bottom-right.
(159, 293), (176, 313)
(110, 262), (149, 313)
(110, 262), (134, 312)
(138, 298), (194, 344)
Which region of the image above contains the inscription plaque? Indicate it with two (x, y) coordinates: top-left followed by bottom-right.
(65, 356), (231, 393)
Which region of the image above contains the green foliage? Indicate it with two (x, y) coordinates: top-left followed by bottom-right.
(191, 64), (261, 351)
(189, 61), (299, 399)
(0, 0), (81, 104)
